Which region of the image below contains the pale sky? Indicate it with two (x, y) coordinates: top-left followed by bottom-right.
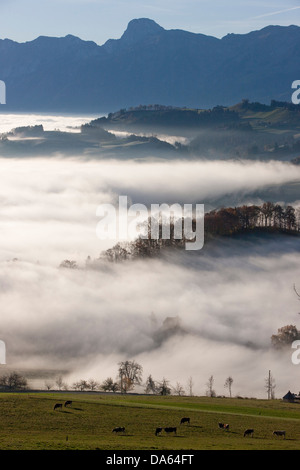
(0, 0), (299, 44)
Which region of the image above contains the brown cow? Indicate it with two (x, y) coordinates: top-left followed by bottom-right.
(53, 403), (63, 411)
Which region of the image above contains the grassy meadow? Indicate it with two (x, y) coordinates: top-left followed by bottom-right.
(0, 393), (300, 450)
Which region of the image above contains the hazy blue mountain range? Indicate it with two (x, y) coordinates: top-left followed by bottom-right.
(0, 18), (299, 112)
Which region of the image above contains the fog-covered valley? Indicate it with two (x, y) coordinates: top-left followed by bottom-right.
(0, 114), (299, 397)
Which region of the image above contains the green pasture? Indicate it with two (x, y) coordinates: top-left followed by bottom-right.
(0, 393), (299, 450)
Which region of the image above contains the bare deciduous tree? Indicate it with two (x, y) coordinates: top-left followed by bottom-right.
(145, 375), (157, 394)
(173, 382), (185, 396)
(294, 284), (300, 301)
(44, 381), (53, 391)
(156, 378), (171, 396)
(55, 375), (66, 391)
(88, 379), (99, 391)
(72, 380), (89, 391)
(100, 377), (119, 393)
(265, 370), (276, 399)
(187, 376), (194, 396)
(224, 376), (233, 398)
(118, 360), (143, 394)
(206, 375), (216, 398)
(0, 372), (28, 391)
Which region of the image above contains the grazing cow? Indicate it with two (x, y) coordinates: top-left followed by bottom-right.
(218, 422), (229, 431)
(164, 427), (177, 435)
(64, 400), (72, 407)
(244, 429), (254, 437)
(180, 417), (190, 425)
(273, 430), (286, 438)
(112, 427), (125, 433)
(155, 427), (163, 436)
(53, 403), (63, 411)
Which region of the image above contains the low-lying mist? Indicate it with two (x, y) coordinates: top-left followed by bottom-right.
(0, 157), (299, 263)
(0, 156), (299, 397)
(1, 236), (299, 398)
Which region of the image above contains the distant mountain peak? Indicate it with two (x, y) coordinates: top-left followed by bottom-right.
(32, 34), (82, 45)
(121, 18), (164, 43)
(1, 21), (299, 111)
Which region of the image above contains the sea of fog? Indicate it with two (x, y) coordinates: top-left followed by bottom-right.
(0, 114), (299, 397)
